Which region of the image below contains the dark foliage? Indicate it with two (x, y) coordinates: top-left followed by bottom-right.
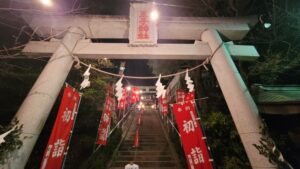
(0, 119), (23, 165)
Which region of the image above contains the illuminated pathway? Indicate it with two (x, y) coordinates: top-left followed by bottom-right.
(108, 109), (181, 169)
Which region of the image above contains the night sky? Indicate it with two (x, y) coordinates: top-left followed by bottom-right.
(123, 60), (156, 86)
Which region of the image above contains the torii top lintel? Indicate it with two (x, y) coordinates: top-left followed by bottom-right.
(22, 7), (257, 41)
(22, 3), (259, 60)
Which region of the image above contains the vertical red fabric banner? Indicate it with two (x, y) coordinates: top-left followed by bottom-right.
(40, 86), (81, 169)
(133, 130), (139, 148)
(130, 86), (140, 104)
(176, 89), (185, 103)
(173, 101), (213, 169)
(117, 88), (127, 110)
(158, 96), (163, 105)
(96, 96), (114, 145)
(137, 113), (142, 125)
(133, 110), (143, 148)
(184, 91), (195, 101)
(176, 89), (195, 102)
(161, 97), (168, 116)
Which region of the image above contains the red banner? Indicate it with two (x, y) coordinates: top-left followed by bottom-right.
(137, 11), (150, 40)
(40, 86), (81, 169)
(173, 101), (213, 169)
(185, 91), (195, 101)
(138, 109), (145, 124)
(176, 89), (185, 103)
(133, 130), (139, 148)
(137, 112), (143, 125)
(133, 110), (143, 148)
(161, 97), (168, 116)
(117, 88), (127, 110)
(176, 89), (195, 103)
(97, 96), (114, 145)
(130, 87), (140, 104)
(158, 96), (168, 116)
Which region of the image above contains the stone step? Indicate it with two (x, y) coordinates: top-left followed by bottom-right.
(121, 140), (167, 143)
(118, 146), (170, 151)
(128, 134), (165, 137)
(117, 151), (172, 156)
(115, 156), (174, 160)
(110, 167), (178, 169)
(121, 142), (168, 145)
(110, 161), (177, 167)
(126, 131), (164, 133)
(119, 146), (169, 151)
(120, 145), (169, 149)
(114, 156), (174, 161)
(124, 140), (166, 143)
(123, 137), (166, 141)
(125, 135), (164, 138)
(124, 139), (166, 142)
(108, 110), (181, 169)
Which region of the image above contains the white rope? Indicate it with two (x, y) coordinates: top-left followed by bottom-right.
(79, 60), (208, 79)
(77, 41), (224, 80)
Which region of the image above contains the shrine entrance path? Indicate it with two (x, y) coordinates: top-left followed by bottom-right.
(108, 109), (182, 169)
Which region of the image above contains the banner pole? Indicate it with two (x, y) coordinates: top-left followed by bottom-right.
(194, 101), (216, 169)
(61, 93), (83, 169)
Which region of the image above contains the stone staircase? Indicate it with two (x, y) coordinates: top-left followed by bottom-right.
(108, 110), (181, 169)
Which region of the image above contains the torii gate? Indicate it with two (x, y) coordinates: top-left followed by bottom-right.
(4, 3), (275, 169)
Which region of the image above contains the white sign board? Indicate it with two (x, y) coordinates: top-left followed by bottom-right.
(129, 3), (158, 46)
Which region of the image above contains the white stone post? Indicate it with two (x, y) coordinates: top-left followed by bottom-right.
(201, 29), (275, 169)
(2, 27), (84, 169)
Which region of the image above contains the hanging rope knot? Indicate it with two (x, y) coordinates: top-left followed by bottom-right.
(73, 56), (81, 69)
(77, 57), (211, 80)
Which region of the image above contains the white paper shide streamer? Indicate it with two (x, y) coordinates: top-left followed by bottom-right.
(270, 145), (294, 168)
(185, 70), (194, 92)
(115, 76), (124, 101)
(272, 145), (285, 162)
(80, 64), (91, 90)
(155, 74), (166, 98)
(0, 128), (14, 144)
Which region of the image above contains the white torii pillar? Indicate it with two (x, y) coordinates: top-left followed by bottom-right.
(2, 27), (84, 169)
(201, 29), (275, 169)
